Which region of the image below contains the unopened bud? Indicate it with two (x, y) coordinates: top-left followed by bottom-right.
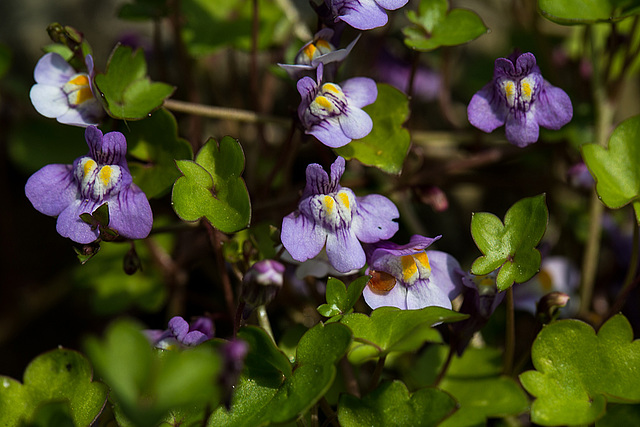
(241, 260), (285, 308)
(418, 186), (449, 212)
(536, 291), (570, 324)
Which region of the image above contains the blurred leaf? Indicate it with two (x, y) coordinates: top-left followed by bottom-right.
(172, 136), (251, 233)
(209, 322), (352, 426)
(125, 108), (193, 198)
(471, 194), (548, 291)
(85, 319), (221, 427)
(582, 115), (640, 224)
(318, 276), (369, 317)
(403, 0), (487, 51)
(335, 84), (410, 174)
(118, 0), (168, 20)
(181, 0), (286, 56)
(538, 0), (640, 24)
(0, 43), (10, 79)
(339, 306), (467, 364)
(596, 403), (640, 426)
(338, 381), (456, 427)
(520, 314), (640, 426)
(27, 401), (75, 427)
(0, 349), (108, 426)
(94, 44), (174, 120)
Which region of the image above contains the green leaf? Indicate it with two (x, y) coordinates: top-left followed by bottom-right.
(125, 108), (193, 198)
(85, 319), (221, 427)
(471, 194), (548, 290)
(94, 44), (174, 120)
(538, 0), (640, 25)
(335, 84), (410, 175)
(209, 322), (352, 426)
(403, 0), (488, 51)
(181, 0), (286, 56)
(338, 381), (456, 427)
(118, 0), (168, 20)
(318, 276), (369, 317)
(582, 115), (640, 224)
(596, 403), (640, 426)
(0, 349), (108, 427)
(239, 326), (292, 378)
(340, 306), (467, 364)
(172, 136), (251, 233)
(520, 314), (640, 426)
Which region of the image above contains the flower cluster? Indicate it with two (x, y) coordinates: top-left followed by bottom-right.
(25, 126), (153, 244)
(144, 316), (214, 350)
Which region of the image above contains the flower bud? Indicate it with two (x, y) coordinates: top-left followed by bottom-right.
(536, 291), (570, 324)
(241, 260), (285, 308)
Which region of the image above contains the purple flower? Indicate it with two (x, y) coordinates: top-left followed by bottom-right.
(375, 50), (440, 101)
(298, 64), (377, 148)
(144, 316), (214, 350)
(326, 0), (409, 30)
(467, 52), (573, 147)
(25, 126), (153, 244)
(279, 28), (360, 80)
(29, 52), (104, 127)
(241, 260), (285, 307)
(281, 157), (399, 273)
(362, 235), (464, 310)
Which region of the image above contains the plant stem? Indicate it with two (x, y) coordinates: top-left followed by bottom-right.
(503, 287), (515, 375)
(163, 99), (291, 126)
(205, 222), (236, 320)
(367, 356), (386, 393)
(434, 342), (454, 387)
(257, 305), (275, 342)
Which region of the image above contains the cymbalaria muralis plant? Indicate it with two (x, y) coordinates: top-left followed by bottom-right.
(4, 0), (640, 425)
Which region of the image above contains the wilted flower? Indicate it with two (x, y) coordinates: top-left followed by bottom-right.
(326, 0), (409, 30)
(362, 235), (464, 310)
(281, 157), (399, 273)
(25, 126), (153, 244)
(29, 52), (104, 127)
(241, 259), (285, 307)
(513, 256), (580, 317)
(298, 63), (377, 148)
(144, 316), (214, 350)
(279, 28), (360, 80)
(467, 52), (572, 147)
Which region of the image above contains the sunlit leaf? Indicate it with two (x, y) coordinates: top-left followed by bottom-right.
(538, 0), (640, 24)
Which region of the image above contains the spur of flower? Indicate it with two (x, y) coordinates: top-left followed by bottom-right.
(29, 52), (104, 127)
(326, 0), (409, 30)
(362, 235), (464, 310)
(281, 156), (399, 273)
(298, 63), (377, 148)
(467, 51), (572, 147)
(279, 28), (359, 80)
(25, 126), (153, 244)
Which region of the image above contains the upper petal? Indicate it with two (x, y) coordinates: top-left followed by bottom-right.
(351, 194), (399, 243)
(341, 77), (378, 108)
(33, 52), (75, 86)
(505, 110), (539, 147)
(325, 227), (366, 272)
(337, 0), (389, 30)
(25, 164), (78, 216)
(281, 211), (327, 262)
(467, 83), (507, 133)
(107, 185), (153, 240)
(534, 84), (573, 130)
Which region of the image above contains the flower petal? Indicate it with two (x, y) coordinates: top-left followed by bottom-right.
(25, 164), (77, 216)
(427, 250), (464, 301)
(281, 211), (327, 262)
(107, 185), (153, 239)
(308, 118), (352, 148)
(29, 84), (69, 118)
(337, 0), (389, 30)
(325, 228), (366, 272)
(534, 84), (573, 130)
(406, 279), (453, 310)
(505, 110), (539, 147)
(339, 106), (373, 140)
(352, 194), (399, 243)
(56, 199), (100, 244)
(168, 316), (190, 341)
(341, 77), (378, 108)
(467, 83), (507, 133)
(33, 52), (75, 85)
(374, 0), (409, 10)
(363, 279), (408, 310)
(56, 105), (100, 127)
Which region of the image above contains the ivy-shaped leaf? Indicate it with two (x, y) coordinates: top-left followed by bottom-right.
(471, 194), (548, 291)
(403, 0), (487, 52)
(318, 276), (369, 318)
(208, 322), (352, 426)
(125, 108), (193, 199)
(339, 306), (467, 364)
(0, 348), (108, 426)
(335, 84), (410, 175)
(520, 314), (640, 426)
(338, 381), (456, 427)
(538, 0), (640, 25)
(172, 136), (251, 233)
(582, 115), (640, 224)
(94, 44), (175, 120)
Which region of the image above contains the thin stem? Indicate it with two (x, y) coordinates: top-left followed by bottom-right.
(434, 342), (455, 387)
(163, 99), (291, 126)
(407, 51), (420, 100)
(319, 397), (339, 427)
(234, 300), (246, 338)
(367, 356), (386, 393)
(256, 305), (275, 342)
(273, 0), (312, 41)
(340, 357), (361, 398)
(205, 222), (235, 320)
(311, 403), (318, 427)
(503, 287), (515, 375)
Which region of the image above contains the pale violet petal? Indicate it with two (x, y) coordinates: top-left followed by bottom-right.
(30, 84), (69, 118)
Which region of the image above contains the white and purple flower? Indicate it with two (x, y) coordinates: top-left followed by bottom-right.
(298, 64), (377, 148)
(467, 52), (573, 147)
(362, 235), (464, 310)
(281, 157), (399, 273)
(29, 52), (104, 127)
(144, 316), (214, 350)
(326, 0), (409, 30)
(279, 28), (360, 80)
(25, 126), (153, 244)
